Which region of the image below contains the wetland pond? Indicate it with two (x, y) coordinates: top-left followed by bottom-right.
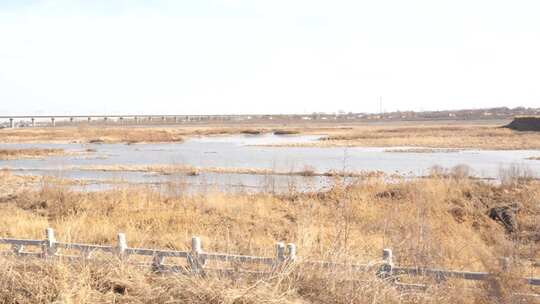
(1, 134), (539, 192)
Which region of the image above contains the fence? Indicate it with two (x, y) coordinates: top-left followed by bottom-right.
(1, 228), (539, 292)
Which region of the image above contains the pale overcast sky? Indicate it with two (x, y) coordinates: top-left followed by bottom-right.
(0, 0), (539, 115)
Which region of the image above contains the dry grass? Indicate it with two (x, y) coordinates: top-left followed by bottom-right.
(0, 170), (539, 302)
(0, 125), (317, 144)
(528, 156), (540, 160)
(315, 125), (540, 150)
(385, 148), (464, 153)
(0, 126), (184, 144)
(0, 148), (65, 160)
(2, 121), (539, 149)
(68, 164), (381, 178)
(1, 257), (525, 304)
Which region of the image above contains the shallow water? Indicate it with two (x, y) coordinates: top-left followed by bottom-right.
(1, 134), (539, 192)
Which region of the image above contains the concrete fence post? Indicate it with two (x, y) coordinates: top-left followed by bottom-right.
(9, 118), (14, 128)
(152, 254), (165, 271)
(31, 118), (35, 127)
(189, 236), (203, 274)
(500, 257), (510, 272)
(12, 244), (23, 256)
(274, 242), (286, 270)
(378, 248), (394, 280)
(50, 117), (55, 127)
(287, 243), (297, 262)
(43, 228), (56, 258)
(116, 233), (127, 259)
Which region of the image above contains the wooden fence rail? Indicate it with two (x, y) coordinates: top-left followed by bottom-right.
(0, 228), (539, 290)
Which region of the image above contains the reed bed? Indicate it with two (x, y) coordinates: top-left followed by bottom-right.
(318, 125), (540, 150)
(67, 164), (384, 178)
(0, 148), (65, 160)
(0, 169), (538, 303)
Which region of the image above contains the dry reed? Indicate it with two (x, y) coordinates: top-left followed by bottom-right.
(0, 171), (539, 303)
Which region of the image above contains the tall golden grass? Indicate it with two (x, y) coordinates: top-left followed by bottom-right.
(0, 170), (538, 303)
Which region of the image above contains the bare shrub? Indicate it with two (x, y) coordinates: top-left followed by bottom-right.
(299, 165), (316, 177)
(499, 164), (535, 186)
(451, 164), (471, 179)
(428, 165), (446, 177)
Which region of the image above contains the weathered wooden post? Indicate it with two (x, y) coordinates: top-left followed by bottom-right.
(43, 228), (56, 258)
(31, 118), (35, 127)
(50, 117), (55, 127)
(116, 233), (127, 259)
(189, 236), (203, 274)
(377, 248), (394, 280)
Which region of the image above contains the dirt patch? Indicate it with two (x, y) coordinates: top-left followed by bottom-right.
(505, 116), (540, 131)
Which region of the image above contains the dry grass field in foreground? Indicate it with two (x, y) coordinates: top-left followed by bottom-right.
(0, 169), (539, 303)
(1, 121), (540, 149)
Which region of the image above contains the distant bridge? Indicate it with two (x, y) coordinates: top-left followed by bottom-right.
(0, 114), (286, 128)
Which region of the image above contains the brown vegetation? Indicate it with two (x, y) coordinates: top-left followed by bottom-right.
(0, 170), (539, 303)
(0, 126), (184, 144)
(3, 121), (540, 150)
(274, 129), (301, 135)
(317, 124), (540, 149)
(385, 148), (463, 153)
(0, 148), (65, 160)
(68, 164), (384, 178)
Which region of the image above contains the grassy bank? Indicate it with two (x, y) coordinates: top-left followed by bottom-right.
(0, 170), (538, 303)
